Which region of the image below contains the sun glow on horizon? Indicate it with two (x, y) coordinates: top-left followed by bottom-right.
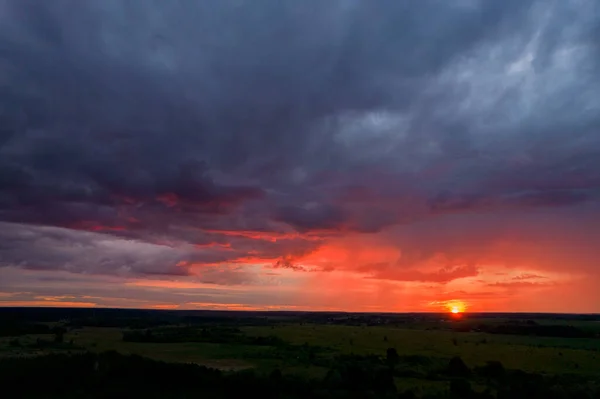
(445, 300), (467, 315)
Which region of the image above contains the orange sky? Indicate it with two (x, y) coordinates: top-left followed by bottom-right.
(2, 211), (599, 313)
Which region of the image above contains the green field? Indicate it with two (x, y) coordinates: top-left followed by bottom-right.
(1, 327), (257, 370)
(3, 323), (599, 376)
(245, 324), (600, 375)
(2, 310), (600, 398)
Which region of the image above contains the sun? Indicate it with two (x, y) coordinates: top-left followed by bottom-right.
(429, 299), (468, 314)
(445, 300), (466, 315)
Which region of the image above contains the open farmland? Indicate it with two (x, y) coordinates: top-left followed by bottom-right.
(243, 324), (600, 376)
(1, 308), (599, 398)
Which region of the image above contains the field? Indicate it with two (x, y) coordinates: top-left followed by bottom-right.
(244, 324), (600, 375)
(1, 308), (599, 398)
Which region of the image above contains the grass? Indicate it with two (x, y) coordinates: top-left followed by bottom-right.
(1, 319), (599, 399)
(63, 327), (256, 370)
(394, 378), (449, 397)
(1, 321), (599, 378)
(242, 324), (600, 376)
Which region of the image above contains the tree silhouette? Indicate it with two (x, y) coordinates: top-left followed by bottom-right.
(52, 327), (66, 344)
(479, 360), (505, 380)
(450, 378), (473, 398)
(447, 356), (471, 378)
(385, 347), (400, 370)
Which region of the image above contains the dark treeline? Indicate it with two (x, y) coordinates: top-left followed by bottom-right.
(0, 308), (274, 329)
(2, 308), (598, 330)
(1, 351), (599, 399)
(0, 321), (51, 337)
(122, 326), (286, 346)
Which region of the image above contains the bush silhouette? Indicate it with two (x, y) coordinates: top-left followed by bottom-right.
(447, 356), (471, 378)
(450, 378), (473, 398)
(478, 360), (506, 380)
(385, 347), (400, 369)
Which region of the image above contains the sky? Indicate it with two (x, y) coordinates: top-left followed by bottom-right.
(0, 0), (599, 313)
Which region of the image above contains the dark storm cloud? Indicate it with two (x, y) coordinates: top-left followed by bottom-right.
(429, 189), (595, 213)
(0, 0), (599, 276)
(273, 203), (347, 233)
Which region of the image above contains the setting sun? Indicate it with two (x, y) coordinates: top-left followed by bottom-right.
(445, 300), (466, 314)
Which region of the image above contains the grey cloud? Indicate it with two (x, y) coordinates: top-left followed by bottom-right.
(273, 203), (347, 233)
(0, 266), (299, 307)
(0, 220), (321, 280)
(196, 266), (257, 286)
(0, 222), (193, 276)
(429, 189), (596, 213)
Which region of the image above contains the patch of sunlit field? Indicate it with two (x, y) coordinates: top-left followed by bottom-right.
(242, 324), (600, 376)
(65, 327), (331, 376)
(0, 327), (323, 375)
(65, 328), (255, 370)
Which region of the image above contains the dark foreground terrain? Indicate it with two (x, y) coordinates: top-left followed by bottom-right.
(1, 308), (599, 398)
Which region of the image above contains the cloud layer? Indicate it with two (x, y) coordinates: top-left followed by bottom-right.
(1, 0), (599, 311)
